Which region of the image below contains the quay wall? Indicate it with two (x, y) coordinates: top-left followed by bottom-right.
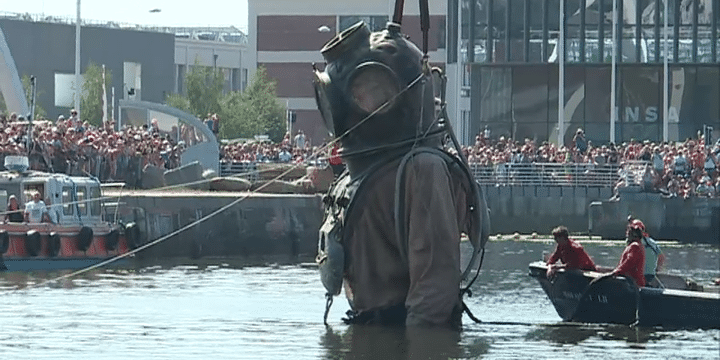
(109, 190), (324, 259)
(481, 185), (613, 235)
(110, 184), (718, 261)
(481, 185), (720, 244)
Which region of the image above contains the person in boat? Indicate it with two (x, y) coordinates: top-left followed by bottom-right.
(314, 21), (488, 329)
(545, 225), (596, 278)
(597, 226), (646, 287)
(4, 195), (24, 223)
(24, 192), (50, 224)
(627, 218), (665, 286)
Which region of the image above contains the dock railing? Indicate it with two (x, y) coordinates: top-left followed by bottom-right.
(471, 162), (621, 188)
(220, 161), (260, 182)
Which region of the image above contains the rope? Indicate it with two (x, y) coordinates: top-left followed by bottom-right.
(323, 293), (334, 326)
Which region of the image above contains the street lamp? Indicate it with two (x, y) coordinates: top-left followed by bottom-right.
(75, 0), (81, 121)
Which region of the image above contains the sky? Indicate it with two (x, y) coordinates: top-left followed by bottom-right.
(0, 0), (249, 32)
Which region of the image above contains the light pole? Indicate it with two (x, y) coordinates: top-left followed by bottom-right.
(558, 0), (565, 147)
(610, 0), (617, 144)
(663, 0), (669, 142)
(74, 0), (81, 121)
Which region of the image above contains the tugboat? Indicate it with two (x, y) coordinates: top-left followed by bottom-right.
(0, 156), (138, 271)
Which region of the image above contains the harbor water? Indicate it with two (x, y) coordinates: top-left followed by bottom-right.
(1, 239), (718, 359)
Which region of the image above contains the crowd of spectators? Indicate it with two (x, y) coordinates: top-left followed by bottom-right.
(4, 109), (718, 199)
(220, 130), (318, 165)
(462, 128), (720, 198)
(0, 111), (184, 187)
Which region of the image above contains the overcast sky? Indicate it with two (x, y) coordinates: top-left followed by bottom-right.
(1, 0), (249, 32)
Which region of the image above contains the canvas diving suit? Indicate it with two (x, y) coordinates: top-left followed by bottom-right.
(314, 21), (488, 329)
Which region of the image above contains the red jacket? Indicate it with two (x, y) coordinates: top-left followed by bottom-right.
(612, 241), (646, 287)
(547, 239), (596, 271)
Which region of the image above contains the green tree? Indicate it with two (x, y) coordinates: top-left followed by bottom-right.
(219, 67), (286, 142)
(79, 62), (112, 126)
(184, 60), (224, 118)
(165, 93), (192, 114)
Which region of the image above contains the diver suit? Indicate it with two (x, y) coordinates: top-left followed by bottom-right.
(315, 21), (487, 329)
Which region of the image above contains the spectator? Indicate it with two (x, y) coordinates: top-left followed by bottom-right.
(294, 130), (306, 150)
(572, 128), (587, 155)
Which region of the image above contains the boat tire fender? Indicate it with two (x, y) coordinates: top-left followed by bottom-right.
(77, 226), (94, 252)
(25, 230), (42, 257)
(48, 232), (61, 257)
(125, 222), (141, 249)
(105, 229), (120, 251)
(0, 230), (8, 254)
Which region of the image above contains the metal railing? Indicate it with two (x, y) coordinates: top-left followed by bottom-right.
(219, 161), (259, 182)
(471, 162), (621, 187)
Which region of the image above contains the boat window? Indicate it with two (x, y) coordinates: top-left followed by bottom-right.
(62, 186), (74, 215)
(76, 187), (87, 216)
(89, 187), (101, 216)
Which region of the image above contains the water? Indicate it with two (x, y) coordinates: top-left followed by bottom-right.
(1, 240), (718, 359)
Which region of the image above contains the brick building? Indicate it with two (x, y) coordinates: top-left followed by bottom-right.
(247, 0), (451, 146)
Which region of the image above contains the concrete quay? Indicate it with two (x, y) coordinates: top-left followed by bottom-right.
(105, 189), (324, 259)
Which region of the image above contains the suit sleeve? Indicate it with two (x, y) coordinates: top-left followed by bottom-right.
(403, 153), (462, 328)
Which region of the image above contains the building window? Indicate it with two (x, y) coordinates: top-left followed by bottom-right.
(339, 15), (388, 32)
(176, 65), (185, 94)
(231, 69), (240, 92)
(241, 69), (248, 91)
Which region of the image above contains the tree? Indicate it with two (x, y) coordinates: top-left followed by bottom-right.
(219, 67), (286, 142)
(184, 60), (224, 118)
(165, 93), (192, 114)
(79, 62), (112, 126)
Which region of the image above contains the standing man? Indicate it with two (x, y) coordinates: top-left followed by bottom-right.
(545, 225), (596, 278)
(314, 21), (489, 329)
(293, 130), (306, 150)
(24, 192), (49, 224)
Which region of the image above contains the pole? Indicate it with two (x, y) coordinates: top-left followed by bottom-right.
(111, 86), (115, 124)
(456, 0), (463, 138)
(558, 0), (565, 147)
(610, 0), (617, 144)
(27, 76), (37, 153)
(75, 0), (81, 121)
(663, 0), (669, 142)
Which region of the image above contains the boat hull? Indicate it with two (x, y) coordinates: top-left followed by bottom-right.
(1, 257), (129, 271)
(0, 223), (131, 272)
(529, 261), (720, 328)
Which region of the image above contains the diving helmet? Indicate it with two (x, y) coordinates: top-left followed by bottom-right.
(313, 21), (441, 175)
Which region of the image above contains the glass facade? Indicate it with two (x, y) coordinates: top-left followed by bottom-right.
(471, 64), (720, 144)
(455, 0), (720, 143)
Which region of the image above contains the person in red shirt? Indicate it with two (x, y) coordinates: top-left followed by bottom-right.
(599, 226), (646, 287)
(546, 226), (597, 278)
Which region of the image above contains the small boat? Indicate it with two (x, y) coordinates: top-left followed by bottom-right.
(0, 156), (140, 271)
(528, 261), (720, 328)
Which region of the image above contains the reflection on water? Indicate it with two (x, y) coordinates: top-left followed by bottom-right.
(0, 240), (717, 359)
(320, 325), (477, 360)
